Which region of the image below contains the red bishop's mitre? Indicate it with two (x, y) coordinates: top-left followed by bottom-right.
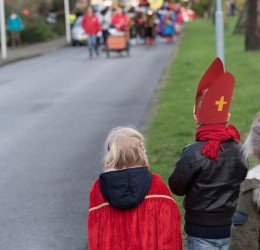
(195, 58), (235, 124)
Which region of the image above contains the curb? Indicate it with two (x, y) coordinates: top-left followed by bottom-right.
(0, 38), (68, 67)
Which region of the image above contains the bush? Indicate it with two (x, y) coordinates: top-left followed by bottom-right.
(191, 0), (211, 17)
(5, 2), (66, 45)
(20, 17), (60, 44)
(52, 20), (65, 36)
(21, 17), (55, 44)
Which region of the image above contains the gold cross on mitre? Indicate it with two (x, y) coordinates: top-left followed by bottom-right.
(215, 96), (227, 111)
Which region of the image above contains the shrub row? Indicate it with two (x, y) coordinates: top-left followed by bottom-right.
(20, 16), (65, 44)
(191, 0), (211, 17)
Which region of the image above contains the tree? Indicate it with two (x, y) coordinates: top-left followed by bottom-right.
(38, 0), (51, 16)
(233, 1), (247, 34)
(245, 0), (260, 50)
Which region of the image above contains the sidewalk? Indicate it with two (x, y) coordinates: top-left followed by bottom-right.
(0, 37), (67, 66)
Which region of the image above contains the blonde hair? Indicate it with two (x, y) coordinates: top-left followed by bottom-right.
(244, 112), (260, 159)
(103, 127), (149, 171)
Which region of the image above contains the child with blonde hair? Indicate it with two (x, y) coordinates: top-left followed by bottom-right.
(88, 127), (182, 250)
(229, 113), (260, 250)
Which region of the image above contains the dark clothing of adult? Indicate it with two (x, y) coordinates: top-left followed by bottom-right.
(102, 30), (109, 45)
(169, 139), (248, 239)
(10, 31), (21, 48)
(144, 27), (153, 38)
(144, 16), (153, 38)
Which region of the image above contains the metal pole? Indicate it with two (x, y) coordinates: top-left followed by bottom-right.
(64, 0), (71, 43)
(0, 0), (7, 59)
(215, 0), (224, 65)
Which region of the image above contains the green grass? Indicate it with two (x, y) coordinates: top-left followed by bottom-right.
(146, 17), (260, 226)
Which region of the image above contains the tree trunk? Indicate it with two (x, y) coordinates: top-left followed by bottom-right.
(86, 0), (91, 7)
(233, 2), (247, 34)
(245, 0), (260, 50)
(38, 0), (50, 17)
(209, 0), (216, 23)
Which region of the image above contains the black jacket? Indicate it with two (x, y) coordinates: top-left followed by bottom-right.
(168, 140), (248, 227)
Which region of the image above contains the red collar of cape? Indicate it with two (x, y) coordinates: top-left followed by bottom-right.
(195, 124), (240, 160)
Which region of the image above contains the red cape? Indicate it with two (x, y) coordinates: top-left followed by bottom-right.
(88, 173), (182, 250)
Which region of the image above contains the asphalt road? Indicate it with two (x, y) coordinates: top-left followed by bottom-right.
(0, 44), (173, 250)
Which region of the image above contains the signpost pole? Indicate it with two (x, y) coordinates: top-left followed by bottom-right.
(215, 0), (224, 65)
(0, 0), (7, 59)
(64, 0), (71, 43)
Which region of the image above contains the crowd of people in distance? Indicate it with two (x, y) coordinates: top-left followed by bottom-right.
(70, 2), (190, 58)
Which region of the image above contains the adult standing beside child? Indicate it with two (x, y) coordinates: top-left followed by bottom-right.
(168, 58), (248, 250)
(229, 113), (260, 250)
